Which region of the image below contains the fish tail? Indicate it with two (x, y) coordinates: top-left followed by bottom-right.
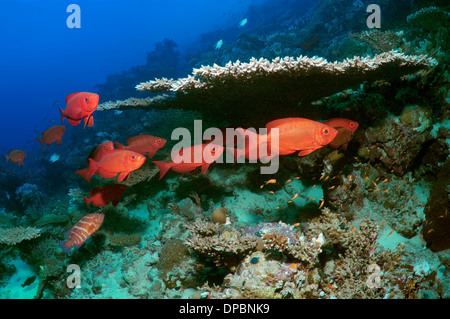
(88, 158), (98, 178)
(114, 142), (127, 150)
(75, 168), (91, 183)
(84, 196), (92, 207)
(59, 240), (72, 255)
(3, 154), (9, 163)
(152, 161), (171, 180)
(59, 107), (66, 124)
(36, 137), (45, 150)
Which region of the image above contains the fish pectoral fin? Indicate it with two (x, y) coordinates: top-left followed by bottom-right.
(67, 118), (81, 126)
(298, 149), (316, 156)
(117, 171), (130, 182)
(200, 163), (210, 174)
(85, 115), (94, 128)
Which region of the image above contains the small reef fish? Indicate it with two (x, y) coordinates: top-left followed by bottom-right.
(323, 118), (359, 133)
(115, 134), (167, 158)
(59, 213), (105, 254)
(88, 150), (146, 182)
(235, 118), (337, 160)
(84, 184), (128, 208)
(153, 143), (224, 180)
(239, 18), (248, 27)
(215, 39), (223, 50)
(36, 125), (66, 150)
(49, 153), (60, 163)
(4, 149), (26, 166)
(75, 141), (115, 183)
(59, 92), (99, 128)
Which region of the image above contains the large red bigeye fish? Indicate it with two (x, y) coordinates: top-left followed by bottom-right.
(59, 92), (99, 128)
(152, 143), (224, 180)
(4, 149), (26, 166)
(323, 118), (359, 133)
(36, 125), (66, 150)
(88, 149), (146, 182)
(75, 141), (115, 183)
(235, 117), (337, 160)
(84, 184), (128, 208)
(115, 134), (167, 158)
(323, 118), (359, 150)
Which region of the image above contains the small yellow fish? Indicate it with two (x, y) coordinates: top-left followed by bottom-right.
(291, 193), (298, 200)
(319, 199), (324, 209)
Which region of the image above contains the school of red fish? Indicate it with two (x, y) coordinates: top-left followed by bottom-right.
(4, 91), (358, 254)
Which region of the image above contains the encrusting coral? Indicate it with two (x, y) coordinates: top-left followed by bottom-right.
(97, 51), (437, 127)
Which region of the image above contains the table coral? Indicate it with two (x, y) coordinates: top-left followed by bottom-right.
(98, 51), (436, 127)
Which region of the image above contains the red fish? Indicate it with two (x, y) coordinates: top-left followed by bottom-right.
(235, 118), (337, 160)
(323, 118), (359, 133)
(59, 92), (99, 128)
(153, 143), (224, 180)
(59, 213), (105, 254)
(327, 127), (354, 150)
(88, 150), (146, 182)
(115, 134), (167, 157)
(4, 149), (26, 166)
(75, 141), (115, 183)
(84, 184), (128, 208)
(36, 125), (66, 150)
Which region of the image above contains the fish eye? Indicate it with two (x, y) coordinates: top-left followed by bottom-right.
(131, 155), (136, 160)
(350, 123), (354, 127)
(211, 147), (216, 154)
(84, 97), (89, 102)
(157, 139), (162, 143)
(323, 128), (329, 135)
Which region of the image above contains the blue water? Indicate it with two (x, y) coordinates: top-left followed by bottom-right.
(0, 0), (262, 152)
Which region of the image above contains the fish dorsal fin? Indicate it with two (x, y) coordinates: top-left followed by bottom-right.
(65, 92), (81, 103)
(266, 117), (303, 129)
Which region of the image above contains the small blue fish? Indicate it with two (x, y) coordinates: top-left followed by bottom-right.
(49, 153), (60, 163)
(215, 39), (223, 50)
(239, 18), (247, 27)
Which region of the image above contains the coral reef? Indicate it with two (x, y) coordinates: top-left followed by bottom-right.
(185, 220), (259, 272)
(422, 158), (450, 252)
(349, 30), (412, 54)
